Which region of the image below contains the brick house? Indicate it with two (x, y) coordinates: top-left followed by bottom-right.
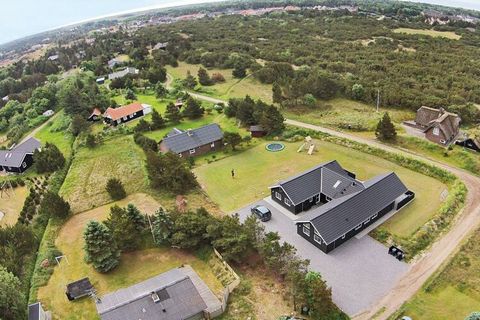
(414, 106), (461, 145)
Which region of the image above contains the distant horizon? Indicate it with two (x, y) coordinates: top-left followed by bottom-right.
(1, 0), (479, 46)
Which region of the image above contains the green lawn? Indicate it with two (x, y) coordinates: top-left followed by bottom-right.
(37, 193), (223, 320)
(284, 98), (414, 132)
(60, 135), (148, 213)
(166, 62), (273, 103)
(393, 28), (461, 40)
(194, 140), (446, 238)
(400, 228), (480, 319)
(34, 110), (74, 156)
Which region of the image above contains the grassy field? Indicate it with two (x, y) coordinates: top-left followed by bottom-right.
(284, 98), (414, 132)
(400, 228), (480, 319)
(0, 186), (27, 227)
(194, 140), (446, 238)
(34, 110), (73, 156)
(166, 62), (273, 103)
(393, 28), (462, 40)
(60, 135), (148, 213)
(37, 193), (224, 320)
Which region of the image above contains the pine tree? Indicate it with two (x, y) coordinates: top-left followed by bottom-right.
(83, 221), (120, 273)
(183, 71), (197, 89)
(39, 192), (71, 219)
(150, 109), (165, 130)
(134, 119), (151, 132)
(165, 102), (182, 123)
(106, 178), (126, 200)
(86, 134), (96, 148)
(125, 88), (136, 100)
(182, 97), (204, 119)
(34, 142), (65, 173)
(259, 104), (285, 135)
(105, 204), (145, 251)
(272, 82), (283, 104)
(155, 83), (167, 99)
(375, 112), (397, 141)
(152, 208), (175, 246)
(197, 67), (212, 86)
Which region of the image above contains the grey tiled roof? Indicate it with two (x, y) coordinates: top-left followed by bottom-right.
(96, 268), (208, 320)
(298, 172), (408, 244)
(0, 137), (41, 168)
(271, 160), (354, 205)
(162, 123), (223, 153)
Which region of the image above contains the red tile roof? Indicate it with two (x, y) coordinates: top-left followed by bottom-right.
(91, 108), (102, 116)
(104, 103), (143, 121)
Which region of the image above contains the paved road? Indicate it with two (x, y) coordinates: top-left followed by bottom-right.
(166, 77), (480, 319)
(285, 119), (480, 320)
(237, 199), (408, 316)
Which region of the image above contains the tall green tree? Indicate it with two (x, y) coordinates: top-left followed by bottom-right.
(0, 266), (26, 320)
(83, 221), (120, 273)
(197, 67), (212, 86)
(165, 102), (182, 123)
(105, 204), (145, 251)
(145, 151), (198, 193)
(150, 109), (165, 130)
(106, 178), (126, 200)
(34, 142), (65, 173)
(155, 83), (167, 99)
(70, 114), (89, 136)
(304, 271), (336, 320)
(375, 112), (397, 141)
(223, 131), (242, 151)
(182, 97), (204, 119)
(39, 192), (71, 219)
(125, 88), (136, 100)
(260, 104), (285, 135)
(183, 71), (197, 89)
(171, 208), (212, 249)
(152, 208), (175, 246)
(272, 82), (283, 104)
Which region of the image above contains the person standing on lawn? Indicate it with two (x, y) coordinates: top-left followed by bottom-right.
(231, 169), (235, 179)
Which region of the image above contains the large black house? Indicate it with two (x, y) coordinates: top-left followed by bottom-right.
(269, 161), (414, 253)
(455, 137), (480, 152)
(0, 137), (41, 173)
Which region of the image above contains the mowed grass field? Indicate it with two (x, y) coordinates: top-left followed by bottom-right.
(166, 62), (273, 103)
(401, 228), (480, 319)
(284, 98), (414, 133)
(0, 186), (27, 227)
(37, 193), (223, 320)
(60, 135), (148, 213)
(34, 110), (73, 156)
(393, 28), (462, 40)
(194, 140), (446, 238)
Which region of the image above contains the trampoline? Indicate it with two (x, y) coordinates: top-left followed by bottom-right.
(265, 142), (285, 152)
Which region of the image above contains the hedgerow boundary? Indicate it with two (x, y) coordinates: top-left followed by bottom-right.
(282, 128), (467, 260)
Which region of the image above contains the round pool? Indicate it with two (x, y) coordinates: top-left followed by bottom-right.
(265, 142), (285, 152)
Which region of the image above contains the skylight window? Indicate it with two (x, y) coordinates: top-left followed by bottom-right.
(333, 180), (341, 189)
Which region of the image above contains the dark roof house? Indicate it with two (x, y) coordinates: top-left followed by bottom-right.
(160, 124), (224, 158)
(249, 125), (267, 137)
(455, 137), (480, 152)
(0, 137), (41, 174)
(28, 302), (51, 320)
(95, 266), (222, 320)
(270, 161), (414, 253)
(108, 67), (139, 80)
(414, 106), (461, 145)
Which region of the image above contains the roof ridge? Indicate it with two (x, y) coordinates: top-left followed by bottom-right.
(277, 160), (337, 186)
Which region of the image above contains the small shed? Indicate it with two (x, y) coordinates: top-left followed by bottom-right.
(249, 125), (267, 138)
(174, 99), (184, 109)
(455, 138), (480, 152)
(66, 277), (94, 301)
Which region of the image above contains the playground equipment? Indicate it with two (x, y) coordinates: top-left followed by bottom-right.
(298, 136), (316, 155)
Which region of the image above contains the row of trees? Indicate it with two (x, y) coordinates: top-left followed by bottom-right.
(225, 96), (285, 135)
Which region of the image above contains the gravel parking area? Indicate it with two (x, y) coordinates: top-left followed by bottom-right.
(236, 199), (409, 316)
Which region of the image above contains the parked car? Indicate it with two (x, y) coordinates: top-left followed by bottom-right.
(389, 245), (405, 261)
(251, 205), (272, 222)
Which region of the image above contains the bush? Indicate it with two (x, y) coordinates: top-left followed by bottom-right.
(106, 178), (126, 201)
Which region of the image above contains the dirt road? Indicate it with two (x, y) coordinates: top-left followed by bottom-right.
(285, 119), (480, 320)
(20, 112), (58, 144)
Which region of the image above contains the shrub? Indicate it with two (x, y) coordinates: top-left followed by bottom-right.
(106, 178), (127, 200)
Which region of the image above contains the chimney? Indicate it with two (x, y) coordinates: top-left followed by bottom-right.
(187, 129), (193, 136)
(151, 292), (160, 303)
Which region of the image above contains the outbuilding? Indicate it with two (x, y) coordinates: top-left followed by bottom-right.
(455, 137), (480, 152)
(66, 277), (94, 301)
(249, 125), (267, 138)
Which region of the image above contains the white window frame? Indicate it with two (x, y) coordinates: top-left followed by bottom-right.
(303, 223), (311, 236)
(284, 198), (291, 207)
(325, 196), (332, 201)
(22, 162), (27, 168)
(372, 213), (378, 219)
(341, 234), (346, 240)
(433, 127), (440, 136)
(315, 194), (320, 202)
(123, 116), (128, 121)
(189, 149), (196, 154)
(355, 223), (362, 231)
(129, 114), (133, 118)
(275, 192), (282, 200)
(210, 142), (215, 148)
(314, 231), (322, 244)
(364, 218), (370, 225)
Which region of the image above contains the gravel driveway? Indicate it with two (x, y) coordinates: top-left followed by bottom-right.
(236, 199), (409, 316)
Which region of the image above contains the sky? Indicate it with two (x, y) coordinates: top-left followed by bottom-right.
(0, 0), (479, 45)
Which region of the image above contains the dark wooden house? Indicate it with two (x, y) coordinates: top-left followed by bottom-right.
(103, 103), (152, 126)
(66, 277), (93, 301)
(269, 160), (414, 253)
(0, 137), (41, 174)
(455, 137), (480, 152)
(159, 123), (224, 158)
